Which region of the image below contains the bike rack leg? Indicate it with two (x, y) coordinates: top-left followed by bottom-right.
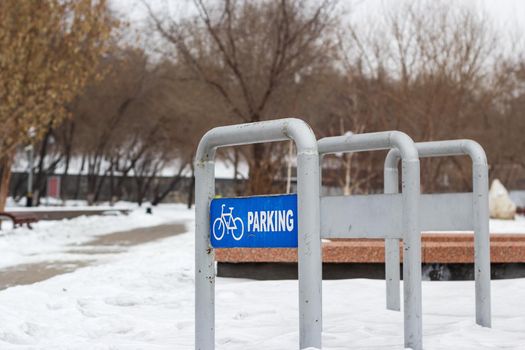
(385, 140), (492, 329)
(318, 131), (422, 350)
(384, 163), (401, 311)
(195, 118), (322, 350)
(402, 158), (423, 350)
(298, 152), (323, 349)
(473, 160), (492, 327)
(385, 238), (401, 311)
(195, 159), (215, 350)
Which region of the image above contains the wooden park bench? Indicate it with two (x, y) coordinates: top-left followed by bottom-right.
(0, 212), (38, 229)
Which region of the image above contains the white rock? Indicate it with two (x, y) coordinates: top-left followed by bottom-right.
(489, 179), (516, 220)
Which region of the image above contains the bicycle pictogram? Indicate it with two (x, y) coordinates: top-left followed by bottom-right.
(212, 204), (244, 241)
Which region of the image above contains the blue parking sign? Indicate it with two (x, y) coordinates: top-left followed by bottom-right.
(210, 194), (298, 248)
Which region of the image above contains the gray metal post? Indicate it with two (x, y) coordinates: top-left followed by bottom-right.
(195, 118), (322, 350)
(318, 131), (422, 350)
(384, 139), (491, 328)
(384, 162), (401, 311)
(402, 158), (422, 349)
(298, 150), (322, 348)
(195, 158), (215, 350)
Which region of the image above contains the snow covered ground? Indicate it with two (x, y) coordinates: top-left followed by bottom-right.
(0, 207), (523, 349)
(0, 204), (193, 270)
(490, 215), (525, 233)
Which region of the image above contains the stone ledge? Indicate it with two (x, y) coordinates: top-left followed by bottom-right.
(215, 233), (525, 264)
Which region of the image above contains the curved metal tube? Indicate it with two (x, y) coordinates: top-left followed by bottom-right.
(318, 130), (419, 160)
(384, 139), (491, 328)
(195, 118), (322, 350)
(318, 130), (423, 350)
(196, 118), (318, 163)
(384, 139), (487, 168)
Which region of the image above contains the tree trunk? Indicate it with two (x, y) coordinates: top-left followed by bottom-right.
(249, 143), (274, 195)
(135, 175), (144, 206)
(187, 164), (195, 209)
(233, 149), (242, 196)
(60, 123), (74, 203)
(61, 121), (75, 178)
(93, 171), (108, 203)
(140, 170), (158, 205)
(12, 174), (25, 200)
(109, 163), (115, 205)
(151, 173), (183, 206)
(74, 154), (86, 200)
(34, 128), (52, 206)
(0, 151), (15, 212)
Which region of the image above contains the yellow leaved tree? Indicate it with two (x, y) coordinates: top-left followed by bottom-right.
(0, 0), (118, 210)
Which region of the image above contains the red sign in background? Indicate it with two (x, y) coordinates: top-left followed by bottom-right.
(47, 176), (61, 198)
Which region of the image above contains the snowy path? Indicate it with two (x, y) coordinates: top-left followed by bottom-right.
(0, 223), (186, 290)
(0, 204), (193, 270)
(0, 207), (523, 348)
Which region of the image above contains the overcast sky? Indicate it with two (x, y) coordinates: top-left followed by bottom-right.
(110, 0), (525, 49)
(111, 0), (525, 26)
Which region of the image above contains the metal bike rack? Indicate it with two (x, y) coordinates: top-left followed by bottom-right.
(317, 131), (423, 350)
(195, 118), (322, 350)
(383, 140), (491, 328)
(196, 120), (491, 350)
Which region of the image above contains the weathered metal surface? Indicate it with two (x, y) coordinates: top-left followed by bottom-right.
(320, 192), (473, 239)
(195, 118), (322, 350)
(318, 131), (423, 350)
(384, 139), (491, 328)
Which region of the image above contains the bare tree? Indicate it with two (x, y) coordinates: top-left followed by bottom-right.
(339, 1), (513, 192)
(148, 0), (339, 194)
(0, 0), (118, 210)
